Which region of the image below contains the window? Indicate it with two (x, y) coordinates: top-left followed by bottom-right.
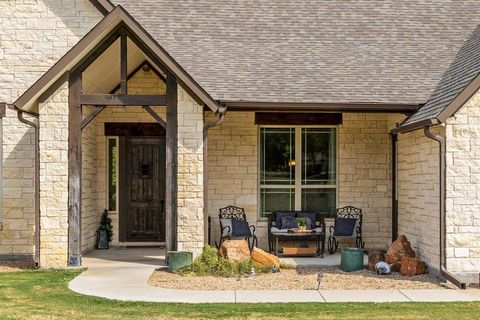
(259, 127), (337, 218)
(107, 137), (118, 211)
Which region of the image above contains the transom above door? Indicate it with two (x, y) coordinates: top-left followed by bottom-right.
(259, 127), (337, 218)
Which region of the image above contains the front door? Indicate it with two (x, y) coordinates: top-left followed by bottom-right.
(124, 137), (165, 242)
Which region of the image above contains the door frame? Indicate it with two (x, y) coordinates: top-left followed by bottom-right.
(110, 122), (166, 243)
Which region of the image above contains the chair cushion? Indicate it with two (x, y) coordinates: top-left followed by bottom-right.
(231, 219), (252, 237)
(334, 217), (357, 236)
(274, 212), (296, 229)
(281, 216), (298, 229)
(220, 218), (233, 237)
(296, 212), (317, 229)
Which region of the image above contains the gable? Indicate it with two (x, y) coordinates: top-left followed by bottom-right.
(13, 5), (220, 114)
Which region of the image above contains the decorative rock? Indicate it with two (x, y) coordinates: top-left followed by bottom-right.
(400, 256), (427, 276)
(385, 235), (416, 272)
(219, 240), (250, 262)
(251, 247), (280, 267)
(368, 250), (386, 271)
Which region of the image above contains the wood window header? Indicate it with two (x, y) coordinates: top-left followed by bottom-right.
(104, 123), (165, 136)
(255, 113), (342, 126)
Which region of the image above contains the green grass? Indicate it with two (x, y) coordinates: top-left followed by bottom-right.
(0, 269), (479, 319)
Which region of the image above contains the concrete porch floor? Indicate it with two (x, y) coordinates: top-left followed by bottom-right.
(81, 247), (365, 267)
(67, 248), (480, 303)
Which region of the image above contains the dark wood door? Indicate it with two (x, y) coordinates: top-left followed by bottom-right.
(125, 137), (165, 242)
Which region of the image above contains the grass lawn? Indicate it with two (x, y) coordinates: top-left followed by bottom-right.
(0, 269), (479, 320)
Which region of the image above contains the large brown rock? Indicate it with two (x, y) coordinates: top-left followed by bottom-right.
(385, 235), (416, 272)
(251, 247), (280, 267)
(219, 240), (250, 262)
(400, 256), (427, 276)
(368, 250), (386, 271)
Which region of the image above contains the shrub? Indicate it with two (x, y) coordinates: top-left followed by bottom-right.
(177, 245), (271, 277)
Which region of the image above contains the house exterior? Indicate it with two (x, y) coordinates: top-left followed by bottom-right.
(0, 0), (479, 285)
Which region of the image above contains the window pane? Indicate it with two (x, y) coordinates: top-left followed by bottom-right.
(260, 188), (294, 218)
(108, 138), (117, 211)
(302, 128), (336, 185)
(301, 188), (336, 216)
(260, 128), (295, 185)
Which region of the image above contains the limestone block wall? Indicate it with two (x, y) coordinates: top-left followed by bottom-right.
(81, 105), (98, 252)
(397, 126), (443, 271)
(0, 107), (35, 258)
(176, 87), (204, 255)
(0, 0), (102, 258)
(206, 112), (401, 250)
(38, 82), (69, 268)
(445, 89), (480, 276)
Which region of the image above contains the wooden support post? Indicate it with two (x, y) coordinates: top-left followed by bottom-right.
(120, 32), (128, 95)
(165, 71), (178, 258)
(68, 73), (82, 267)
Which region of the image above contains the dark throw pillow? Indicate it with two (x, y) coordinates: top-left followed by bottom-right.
(274, 212), (296, 229)
(296, 212), (317, 229)
(281, 216), (298, 229)
(334, 217), (357, 236)
(231, 219), (252, 237)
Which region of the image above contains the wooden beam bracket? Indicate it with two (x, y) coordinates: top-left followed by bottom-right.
(142, 105), (166, 128)
(81, 105), (105, 130)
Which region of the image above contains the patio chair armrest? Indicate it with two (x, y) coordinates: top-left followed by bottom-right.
(329, 225), (335, 236)
(355, 224), (362, 236)
(221, 225), (231, 236)
(249, 224), (256, 235)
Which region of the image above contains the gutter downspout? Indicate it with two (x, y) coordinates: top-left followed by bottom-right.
(203, 107), (227, 245)
(424, 126), (467, 289)
(391, 133), (398, 242)
(14, 106), (40, 267)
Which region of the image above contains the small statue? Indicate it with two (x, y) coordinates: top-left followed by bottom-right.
(250, 267), (256, 276)
(375, 261), (392, 275)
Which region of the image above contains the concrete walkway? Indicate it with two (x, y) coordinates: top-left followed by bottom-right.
(69, 248), (480, 303)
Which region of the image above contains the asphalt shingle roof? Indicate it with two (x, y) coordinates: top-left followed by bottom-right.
(113, 0), (480, 105)
(401, 25), (480, 127)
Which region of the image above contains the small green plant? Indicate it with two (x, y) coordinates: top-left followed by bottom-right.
(279, 262), (295, 269)
(177, 245), (271, 277)
(296, 217), (308, 227)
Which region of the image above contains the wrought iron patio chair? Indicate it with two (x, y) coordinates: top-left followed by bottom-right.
(217, 206), (258, 251)
(328, 206), (364, 254)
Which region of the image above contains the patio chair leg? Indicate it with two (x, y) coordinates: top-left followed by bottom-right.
(356, 237), (365, 249)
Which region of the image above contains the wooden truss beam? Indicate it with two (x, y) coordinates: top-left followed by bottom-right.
(80, 94), (166, 106)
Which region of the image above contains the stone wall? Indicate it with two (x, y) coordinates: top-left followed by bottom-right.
(445, 89), (480, 280)
(0, 0), (102, 259)
(176, 87), (204, 255)
(38, 82), (69, 268)
(396, 126), (443, 272)
(206, 112), (401, 250)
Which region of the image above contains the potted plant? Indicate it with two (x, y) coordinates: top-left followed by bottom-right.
(296, 217), (308, 232)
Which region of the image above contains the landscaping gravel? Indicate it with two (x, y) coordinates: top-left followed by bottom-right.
(148, 266), (449, 291)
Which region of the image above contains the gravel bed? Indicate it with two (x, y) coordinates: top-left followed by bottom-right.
(0, 261), (35, 273)
(148, 266), (449, 291)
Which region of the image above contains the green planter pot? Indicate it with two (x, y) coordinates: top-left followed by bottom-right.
(340, 248), (364, 272)
(168, 251), (193, 272)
